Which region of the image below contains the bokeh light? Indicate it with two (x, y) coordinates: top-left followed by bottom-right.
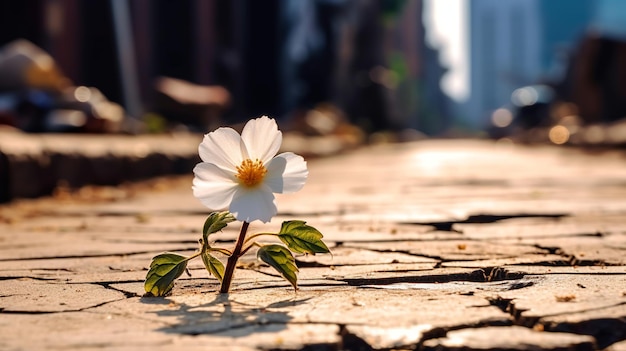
(548, 125), (570, 144)
(491, 108), (513, 128)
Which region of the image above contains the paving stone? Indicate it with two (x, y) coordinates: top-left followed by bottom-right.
(0, 252), (154, 273)
(208, 323), (341, 350)
(539, 303), (626, 349)
(455, 215), (626, 240)
(494, 274), (626, 328)
(606, 339), (626, 351)
(297, 222), (457, 243)
(0, 228), (197, 260)
(441, 254), (571, 268)
(297, 262), (438, 283)
(0, 310), (258, 351)
(0, 278), (125, 312)
(295, 246), (437, 266)
(491, 265), (626, 275)
(147, 286), (510, 338)
(359, 276), (540, 294)
(498, 234), (626, 265)
(345, 239), (545, 261)
(422, 326), (596, 351)
(3, 213), (211, 235)
(1, 139), (626, 350)
(0, 312), (169, 351)
(117, 295), (340, 349)
(345, 324), (432, 349)
(0, 267), (148, 285)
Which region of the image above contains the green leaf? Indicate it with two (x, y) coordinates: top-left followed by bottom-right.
(257, 244), (299, 290)
(202, 211), (236, 241)
(201, 251), (225, 282)
(144, 253), (189, 296)
(278, 220), (330, 255)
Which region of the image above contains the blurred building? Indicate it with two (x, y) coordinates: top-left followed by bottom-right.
(590, 0), (626, 40)
(465, 0), (542, 128)
(463, 0), (595, 129)
(538, 0), (593, 81)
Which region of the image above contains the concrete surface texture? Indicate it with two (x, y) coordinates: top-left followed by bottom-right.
(0, 139), (625, 350)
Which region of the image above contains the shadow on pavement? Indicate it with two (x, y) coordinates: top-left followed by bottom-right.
(141, 293), (311, 337)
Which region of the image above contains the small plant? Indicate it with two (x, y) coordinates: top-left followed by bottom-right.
(144, 117), (330, 296)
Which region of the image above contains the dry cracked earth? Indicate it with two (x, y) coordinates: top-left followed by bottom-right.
(0, 139), (625, 350)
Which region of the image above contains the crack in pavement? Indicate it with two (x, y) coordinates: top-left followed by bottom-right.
(0, 248), (197, 262)
(407, 213), (568, 233)
(0, 296), (128, 315)
(338, 267), (526, 287)
(486, 296), (626, 349)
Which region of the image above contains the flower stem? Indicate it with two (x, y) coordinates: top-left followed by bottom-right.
(240, 240), (264, 257)
(243, 232), (278, 245)
(219, 221), (249, 293)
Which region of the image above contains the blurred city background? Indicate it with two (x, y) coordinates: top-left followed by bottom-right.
(1, 0), (626, 142)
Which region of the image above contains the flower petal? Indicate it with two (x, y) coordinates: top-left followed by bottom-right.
(199, 127), (244, 173)
(241, 116), (282, 164)
(229, 186), (277, 223)
(192, 162), (239, 209)
(265, 152), (308, 194)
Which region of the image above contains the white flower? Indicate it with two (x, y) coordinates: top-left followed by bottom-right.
(192, 116), (308, 223)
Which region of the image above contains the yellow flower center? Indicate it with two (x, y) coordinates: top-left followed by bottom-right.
(235, 159), (267, 187)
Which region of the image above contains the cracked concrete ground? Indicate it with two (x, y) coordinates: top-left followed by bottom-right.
(1, 139), (625, 350)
